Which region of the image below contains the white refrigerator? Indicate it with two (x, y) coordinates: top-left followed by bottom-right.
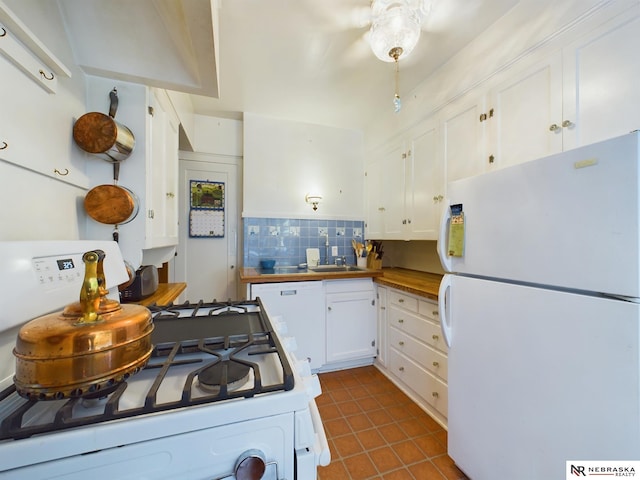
(437, 131), (640, 479)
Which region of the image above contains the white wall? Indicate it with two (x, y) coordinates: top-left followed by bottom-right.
(192, 115), (243, 156)
(242, 112), (365, 220)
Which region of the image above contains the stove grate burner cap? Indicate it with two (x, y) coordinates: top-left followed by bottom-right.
(197, 360), (251, 393)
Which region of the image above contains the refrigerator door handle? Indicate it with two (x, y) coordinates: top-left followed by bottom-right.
(437, 201), (452, 272)
(439, 274), (453, 348)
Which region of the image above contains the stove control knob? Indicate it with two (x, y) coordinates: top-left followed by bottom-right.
(234, 449), (267, 480)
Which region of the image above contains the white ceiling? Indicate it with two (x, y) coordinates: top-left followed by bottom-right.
(191, 0), (520, 130)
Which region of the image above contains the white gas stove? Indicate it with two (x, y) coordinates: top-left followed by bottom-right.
(0, 241), (329, 479)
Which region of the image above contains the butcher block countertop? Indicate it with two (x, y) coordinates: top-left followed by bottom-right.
(239, 267), (383, 283)
(374, 268), (443, 301)
(239, 266), (441, 300)
(125, 282), (187, 307)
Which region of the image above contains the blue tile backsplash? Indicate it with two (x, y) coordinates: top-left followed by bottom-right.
(243, 218), (365, 267)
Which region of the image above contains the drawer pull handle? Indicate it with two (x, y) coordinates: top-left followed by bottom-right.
(432, 392), (439, 398)
(398, 341), (405, 346)
(398, 319), (404, 323)
(432, 334), (439, 341)
(398, 366), (405, 372)
(432, 361), (439, 367)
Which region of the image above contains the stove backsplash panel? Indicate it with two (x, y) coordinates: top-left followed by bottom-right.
(243, 218), (365, 268)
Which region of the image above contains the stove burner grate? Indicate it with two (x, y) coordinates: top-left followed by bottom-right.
(197, 360), (252, 393)
(0, 298), (294, 441)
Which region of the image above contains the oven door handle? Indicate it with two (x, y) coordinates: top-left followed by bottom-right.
(309, 399), (331, 467)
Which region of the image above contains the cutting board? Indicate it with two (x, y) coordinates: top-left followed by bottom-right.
(306, 248), (320, 267)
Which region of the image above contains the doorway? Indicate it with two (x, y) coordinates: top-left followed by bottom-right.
(175, 152), (241, 301)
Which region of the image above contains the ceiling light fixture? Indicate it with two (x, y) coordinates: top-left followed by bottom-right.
(369, 0), (430, 113)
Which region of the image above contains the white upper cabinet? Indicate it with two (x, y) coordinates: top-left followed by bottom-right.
(365, 151), (386, 240)
(147, 88), (179, 249)
(462, 4), (640, 175)
(365, 118), (443, 241)
(380, 142), (406, 238)
(488, 53), (564, 170)
(405, 120), (443, 240)
(0, 1), (88, 188)
(440, 92), (489, 183)
(562, 5), (640, 151)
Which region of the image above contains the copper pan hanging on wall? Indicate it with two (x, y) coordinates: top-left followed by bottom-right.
(75, 88), (139, 228)
(73, 88), (135, 163)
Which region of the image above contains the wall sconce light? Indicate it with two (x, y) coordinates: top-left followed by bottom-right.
(305, 193), (323, 211)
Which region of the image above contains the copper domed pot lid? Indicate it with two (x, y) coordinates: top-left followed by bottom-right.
(13, 251), (154, 400)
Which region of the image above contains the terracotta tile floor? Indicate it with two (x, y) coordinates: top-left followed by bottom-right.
(316, 366), (468, 480)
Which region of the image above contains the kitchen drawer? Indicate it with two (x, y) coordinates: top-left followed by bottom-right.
(419, 299), (439, 323)
(388, 326), (448, 381)
(388, 305), (447, 352)
(388, 290), (418, 313)
(388, 348), (448, 418)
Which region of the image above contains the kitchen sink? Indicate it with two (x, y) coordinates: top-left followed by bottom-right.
(257, 265), (368, 275)
(259, 266), (308, 274)
(308, 265), (366, 273)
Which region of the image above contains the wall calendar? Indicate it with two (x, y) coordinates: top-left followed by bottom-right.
(189, 180), (225, 237)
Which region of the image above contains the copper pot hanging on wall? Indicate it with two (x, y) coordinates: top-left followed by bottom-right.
(13, 250), (154, 400)
(73, 88), (135, 163)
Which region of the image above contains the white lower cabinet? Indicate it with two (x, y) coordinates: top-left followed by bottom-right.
(380, 287), (448, 427)
(251, 278), (377, 372)
(375, 286), (387, 367)
(325, 280), (376, 365)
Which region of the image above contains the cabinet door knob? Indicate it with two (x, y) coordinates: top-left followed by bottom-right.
(549, 123), (560, 132)
(562, 120), (574, 128)
(432, 310), (438, 316)
(432, 334), (439, 341)
(328, 306), (332, 311)
(398, 366), (405, 372)
(432, 361), (439, 367)
(432, 392), (439, 398)
(398, 319), (404, 323)
(398, 298), (404, 303)
(398, 341), (405, 346)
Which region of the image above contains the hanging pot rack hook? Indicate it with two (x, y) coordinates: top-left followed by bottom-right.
(39, 69), (54, 81)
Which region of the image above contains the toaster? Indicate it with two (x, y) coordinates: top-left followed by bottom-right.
(120, 265), (159, 301)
